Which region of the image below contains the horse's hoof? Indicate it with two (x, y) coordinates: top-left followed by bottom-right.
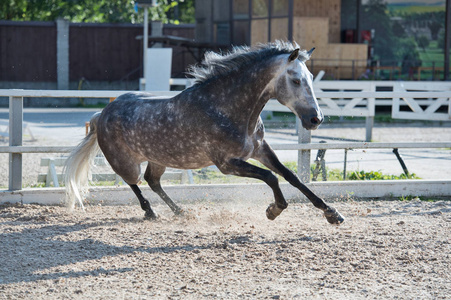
(324, 207), (345, 224)
(144, 210), (159, 220)
(174, 207), (185, 216)
(266, 203), (284, 221)
(173, 208), (197, 220)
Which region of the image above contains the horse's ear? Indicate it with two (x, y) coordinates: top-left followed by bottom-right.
(307, 47), (315, 57)
(288, 48), (300, 62)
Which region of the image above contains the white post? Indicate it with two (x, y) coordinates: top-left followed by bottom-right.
(145, 48), (172, 91)
(365, 116), (374, 142)
(143, 7), (149, 83)
(366, 82), (376, 142)
(297, 124), (311, 183)
(9, 96), (23, 191)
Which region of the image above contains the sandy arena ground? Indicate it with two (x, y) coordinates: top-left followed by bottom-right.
(0, 114), (450, 298)
(0, 199), (450, 299)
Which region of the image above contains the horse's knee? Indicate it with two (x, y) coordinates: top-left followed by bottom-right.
(143, 171), (152, 184)
(265, 172), (280, 189)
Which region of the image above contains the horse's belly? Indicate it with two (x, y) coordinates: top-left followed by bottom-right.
(139, 146), (214, 170)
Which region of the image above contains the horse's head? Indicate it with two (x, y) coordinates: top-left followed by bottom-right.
(274, 48), (323, 130)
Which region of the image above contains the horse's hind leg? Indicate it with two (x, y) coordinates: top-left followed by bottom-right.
(129, 184), (158, 219)
(103, 154), (158, 219)
(144, 162), (184, 215)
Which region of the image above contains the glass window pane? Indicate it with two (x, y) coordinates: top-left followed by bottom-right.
(233, 0), (249, 20)
(271, 18), (288, 41)
(233, 20), (250, 45)
(214, 0), (231, 22)
(251, 19), (269, 44)
(271, 0), (289, 17)
(215, 22), (231, 45)
(252, 0), (268, 18)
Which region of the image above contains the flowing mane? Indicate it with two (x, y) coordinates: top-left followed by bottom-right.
(187, 40), (310, 84)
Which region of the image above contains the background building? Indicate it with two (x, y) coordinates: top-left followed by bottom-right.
(195, 0), (449, 80)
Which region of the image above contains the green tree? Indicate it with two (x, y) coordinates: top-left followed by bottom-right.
(361, 0), (398, 63)
(396, 37), (422, 73)
(417, 35), (429, 51)
(362, 0), (422, 68)
(0, 0), (194, 24)
(392, 20), (406, 38)
(164, 0), (195, 24)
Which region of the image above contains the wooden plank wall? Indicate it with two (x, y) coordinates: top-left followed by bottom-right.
(293, 17), (329, 48)
(69, 24), (142, 81)
(70, 23), (196, 81)
(163, 25), (198, 78)
(292, 16), (367, 79)
(0, 21), (196, 84)
(0, 21), (57, 82)
(293, 0), (341, 43)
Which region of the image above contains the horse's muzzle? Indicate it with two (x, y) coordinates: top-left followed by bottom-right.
(301, 113), (323, 130)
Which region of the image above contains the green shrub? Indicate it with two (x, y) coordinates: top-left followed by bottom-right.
(347, 170), (420, 180)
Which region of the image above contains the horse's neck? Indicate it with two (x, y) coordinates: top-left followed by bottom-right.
(239, 65), (279, 133)
(211, 63), (278, 132)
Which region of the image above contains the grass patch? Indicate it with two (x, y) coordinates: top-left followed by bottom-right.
(398, 195), (446, 202)
(252, 160), (420, 182)
(26, 161), (422, 189)
(347, 170), (420, 181)
(388, 5), (445, 14)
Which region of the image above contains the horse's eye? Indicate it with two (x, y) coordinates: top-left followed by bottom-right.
(292, 79), (301, 86)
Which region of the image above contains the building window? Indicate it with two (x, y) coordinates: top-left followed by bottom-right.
(232, 0), (291, 45)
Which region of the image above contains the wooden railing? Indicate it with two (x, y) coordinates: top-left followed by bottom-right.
(0, 88), (450, 191)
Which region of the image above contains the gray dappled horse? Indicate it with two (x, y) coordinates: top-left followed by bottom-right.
(64, 41), (344, 224)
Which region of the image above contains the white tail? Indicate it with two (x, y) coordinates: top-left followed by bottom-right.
(64, 112), (101, 209)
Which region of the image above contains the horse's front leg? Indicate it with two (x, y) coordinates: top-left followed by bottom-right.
(216, 158), (288, 220)
(253, 140), (345, 224)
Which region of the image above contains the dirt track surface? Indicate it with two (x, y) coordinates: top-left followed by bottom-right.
(1, 200), (450, 299)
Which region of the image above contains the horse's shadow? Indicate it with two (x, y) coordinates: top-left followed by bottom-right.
(0, 214), (317, 285)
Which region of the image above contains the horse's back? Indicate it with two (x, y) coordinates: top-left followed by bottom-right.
(100, 92), (173, 123)
(113, 92), (171, 106)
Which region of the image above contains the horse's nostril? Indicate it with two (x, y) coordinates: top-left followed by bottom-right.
(311, 116), (321, 125)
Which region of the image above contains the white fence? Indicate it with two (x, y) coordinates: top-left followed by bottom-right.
(38, 157), (194, 187)
(0, 86), (450, 203)
(266, 80), (451, 141)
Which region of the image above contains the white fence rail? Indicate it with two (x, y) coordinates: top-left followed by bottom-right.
(38, 157), (193, 187)
(0, 87), (450, 198)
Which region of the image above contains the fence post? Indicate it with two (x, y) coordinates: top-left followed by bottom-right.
(297, 124), (311, 183)
(365, 82), (376, 142)
(56, 18), (69, 90)
(365, 116), (374, 142)
(9, 96), (23, 191)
